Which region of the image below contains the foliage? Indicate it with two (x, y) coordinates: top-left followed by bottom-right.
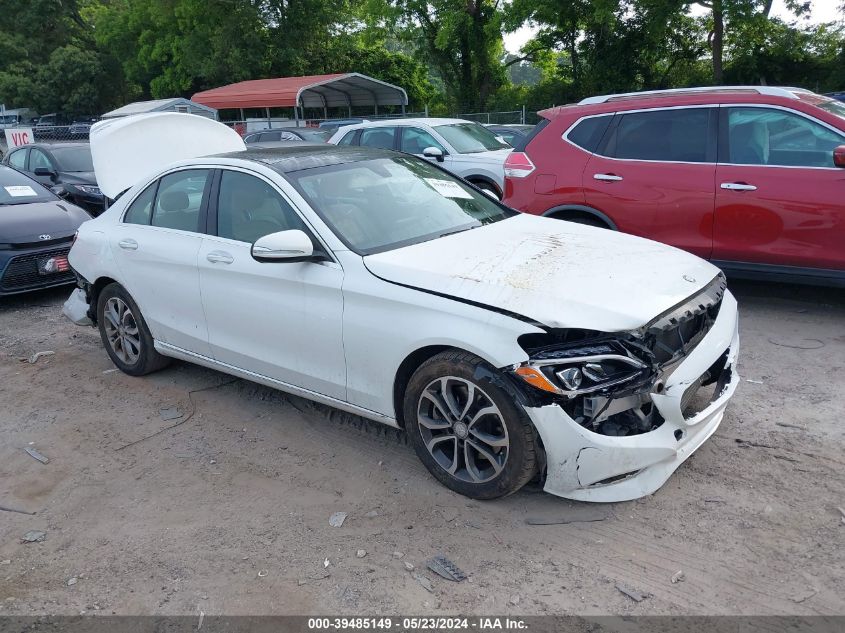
(0, 0), (842, 118)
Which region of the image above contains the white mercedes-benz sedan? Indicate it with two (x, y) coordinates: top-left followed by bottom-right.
(64, 113), (739, 502)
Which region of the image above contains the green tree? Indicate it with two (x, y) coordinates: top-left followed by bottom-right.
(382, 0), (508, 111)
(0, 0), (118, 114)
(92, 0), (269, 99)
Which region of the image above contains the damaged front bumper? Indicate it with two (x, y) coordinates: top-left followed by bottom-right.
(525, 291), (740, 502)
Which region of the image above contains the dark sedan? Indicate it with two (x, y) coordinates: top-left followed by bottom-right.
(0, 166), (91, 296)
(484, 124), (534, 146)
(2, 142), (105, 215)
(243, 128), (331, 143)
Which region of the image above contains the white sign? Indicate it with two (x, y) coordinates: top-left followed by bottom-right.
(4, 185), (38, 197)
(425, 178), (473, 199)
(4, 127), (34, 148)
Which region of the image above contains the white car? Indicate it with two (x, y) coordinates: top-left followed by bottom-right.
(64, 113), (740, 502)
(327, 118), (512, 199)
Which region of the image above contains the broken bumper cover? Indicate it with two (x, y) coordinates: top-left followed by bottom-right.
(62, 288), (93, 326)
(525, 291), (740, 502)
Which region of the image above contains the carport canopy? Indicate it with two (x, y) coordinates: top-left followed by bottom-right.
(191, 73), (408, 117)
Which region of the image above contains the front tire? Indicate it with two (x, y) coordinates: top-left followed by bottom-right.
(404, 351), (539, 499)
(96, 283), (170, 376)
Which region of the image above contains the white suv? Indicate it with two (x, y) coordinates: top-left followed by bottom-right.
(328, 118), (512, 198)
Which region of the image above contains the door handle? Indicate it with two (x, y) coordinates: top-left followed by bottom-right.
(206, 250), (234, 264)
(593, 173), (623, 182)
(118, 238), (138, 250)
(721, 182), (757, 191)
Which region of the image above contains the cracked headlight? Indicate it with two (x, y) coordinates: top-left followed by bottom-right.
(512, 341), (653, 398)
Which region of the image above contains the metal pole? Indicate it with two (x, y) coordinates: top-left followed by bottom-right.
(265, 107), (271, 128)
(522, 105), (526, 125)
(424, 104), (428, 118)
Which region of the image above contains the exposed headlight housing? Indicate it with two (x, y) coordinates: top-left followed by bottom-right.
(512, 340), (653, 398)
(74, 184), (102, 196)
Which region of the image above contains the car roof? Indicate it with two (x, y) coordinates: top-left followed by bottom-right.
(539, 86), (829, 119)
(345, 118), (471, 128)
(214, 144), (398, 174)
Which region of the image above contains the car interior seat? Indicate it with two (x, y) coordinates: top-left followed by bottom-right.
(731, 121), (770, 165)
(155, 190), (197, 231)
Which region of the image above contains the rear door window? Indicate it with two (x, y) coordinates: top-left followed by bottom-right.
(606, 108), (713, 163)
(29, 149), (54, 171)
(150, 169), (211, 232)
(359, 127), (397, 150)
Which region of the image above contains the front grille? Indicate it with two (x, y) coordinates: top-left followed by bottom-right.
(0, 248), (74, 292)
(644, 275), (726, 366)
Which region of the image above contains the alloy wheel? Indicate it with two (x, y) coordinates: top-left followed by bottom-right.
(416, 376), (509, 483)
(102, 297), (141, 365)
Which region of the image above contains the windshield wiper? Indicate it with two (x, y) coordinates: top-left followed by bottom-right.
(438, 224), (480, 239)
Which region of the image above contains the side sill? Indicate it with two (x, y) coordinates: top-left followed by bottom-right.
(714, 260), (845, 288)
(154, 341), (399, 428)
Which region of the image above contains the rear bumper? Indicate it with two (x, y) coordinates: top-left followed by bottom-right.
(525, 291), (740, 502)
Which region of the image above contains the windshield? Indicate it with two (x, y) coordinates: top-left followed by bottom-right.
(434, 122), (511, 153)
(0, 167), (57, 205)
(287, 155), (514, 254)
(51, 146), (94, 172)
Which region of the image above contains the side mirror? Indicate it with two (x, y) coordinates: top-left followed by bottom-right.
(251, 229), (314, 262)
(34, 166), (56, 179)
(50, 185), (70, 199)
(423, 146), (445, 163)
(833, 145), (845, 169)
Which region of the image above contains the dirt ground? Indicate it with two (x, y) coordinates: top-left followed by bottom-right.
(0, 280), (843, 617)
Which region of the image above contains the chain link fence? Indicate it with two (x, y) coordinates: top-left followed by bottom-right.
(1, 106), (546, 157)
(218, 107), (543, 138)
(1, 124), (92, 158)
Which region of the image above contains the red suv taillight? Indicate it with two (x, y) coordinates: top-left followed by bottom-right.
(504, 151), (535, 178)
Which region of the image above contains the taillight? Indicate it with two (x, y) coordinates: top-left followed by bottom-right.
(504, 151), (535, 178)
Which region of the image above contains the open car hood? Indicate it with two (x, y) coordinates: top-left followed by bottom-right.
(90, 113), (245, 198)
(364, 214), (723, 332)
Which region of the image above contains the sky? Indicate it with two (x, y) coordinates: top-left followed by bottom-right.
(503, 0), (845, 53)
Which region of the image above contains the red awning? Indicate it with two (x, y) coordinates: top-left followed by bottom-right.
(192, 73), (408, 110)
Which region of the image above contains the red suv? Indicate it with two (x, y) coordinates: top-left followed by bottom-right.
(503, 86), (845, 287)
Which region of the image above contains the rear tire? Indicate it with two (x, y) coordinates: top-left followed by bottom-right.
(556, 214), (609, 229)
(96, 283), (170, 376)
(403, 350), (539, 499)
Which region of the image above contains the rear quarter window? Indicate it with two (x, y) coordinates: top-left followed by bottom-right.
(566, 115), (613, 153)
(337, 130), (358, 146)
